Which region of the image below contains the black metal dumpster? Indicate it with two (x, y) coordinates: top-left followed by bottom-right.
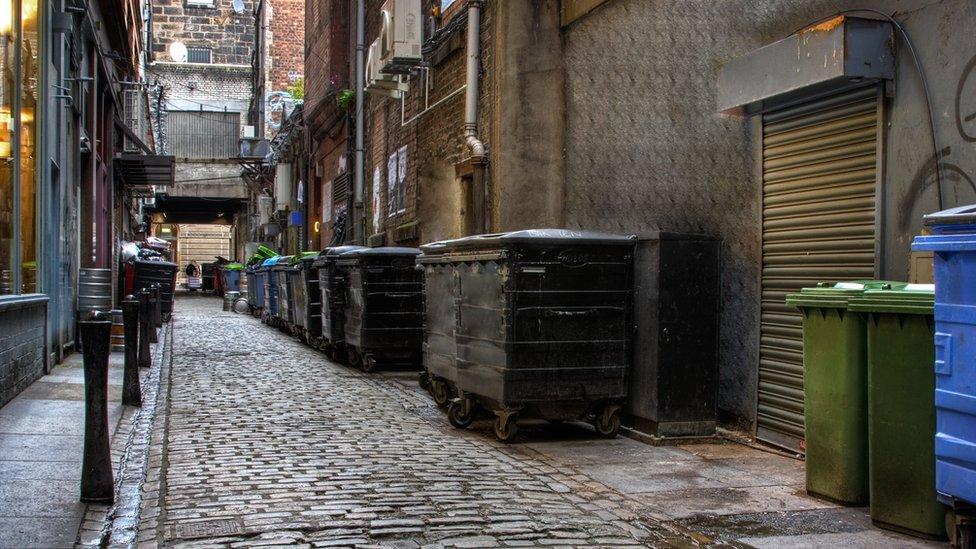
(428, 229), (636, 442)
(131, 259), (178, 322)
(417, 241), (457, 406)
(290, 252), (319, 343)
(313, 246), (365, 359)
(247, 265), (264, 317)
(272, 256), (296, 333)
(337, 247), (423, 372)
(202, 262), (216, 292)
(263, 256), (288, 326)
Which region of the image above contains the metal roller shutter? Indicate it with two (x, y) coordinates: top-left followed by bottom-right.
(757, 85), (880, 452)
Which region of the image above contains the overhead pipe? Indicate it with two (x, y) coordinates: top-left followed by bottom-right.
(353, 0), (366, 244)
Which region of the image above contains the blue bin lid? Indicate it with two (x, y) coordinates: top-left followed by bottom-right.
(261, 256), (279, 267)
(922, 204), (976, 230)
(913, 205), (976, 252)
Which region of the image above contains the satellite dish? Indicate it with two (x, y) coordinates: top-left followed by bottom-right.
(232, 0), (244, 14)
(169, 41), (187, 63)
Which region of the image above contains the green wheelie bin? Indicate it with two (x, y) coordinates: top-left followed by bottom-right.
(849, 284), (947, 539)
(786, 281), (904, 505)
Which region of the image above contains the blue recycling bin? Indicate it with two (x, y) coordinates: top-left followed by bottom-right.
(222, 266), (242, 293)
(912, 204), (976, 508)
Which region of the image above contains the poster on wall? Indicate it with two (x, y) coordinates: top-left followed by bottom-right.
(387, 146), (408, 217)
(372, 166), (382, 232)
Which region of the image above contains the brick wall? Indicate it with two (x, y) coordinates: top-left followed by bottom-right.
(267, 0), (305, 92)
(304, 0), (348, 131)
(0, 296), (47, 408)
(363, 0), (495, 245)
(151, 0), (256, 66)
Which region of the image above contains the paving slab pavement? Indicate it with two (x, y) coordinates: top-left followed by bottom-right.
(0, 332), (161, 549)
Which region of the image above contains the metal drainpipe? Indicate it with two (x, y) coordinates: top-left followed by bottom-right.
(353, 0), (366, 244)
(464, 0), (486, 232)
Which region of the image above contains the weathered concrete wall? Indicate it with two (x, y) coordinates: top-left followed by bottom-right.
(490, 0), (565, 231)
(0, 296), (47, 408)
(169, 162), (248, 199)
(562, 0), (976, 428)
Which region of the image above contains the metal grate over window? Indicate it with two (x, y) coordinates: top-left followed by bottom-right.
(186, 47), (212, 64)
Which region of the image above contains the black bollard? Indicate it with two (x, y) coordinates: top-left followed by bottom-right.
(121, 296), (141, 407)
(138, 290), (152, 367)
(80, 312), (114, 503)
(151, 284), (162, 331)
(147, 286), (159, 344)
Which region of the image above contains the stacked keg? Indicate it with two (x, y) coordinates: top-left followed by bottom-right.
(78, 268), (113, 316)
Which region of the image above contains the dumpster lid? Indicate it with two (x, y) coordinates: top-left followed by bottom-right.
(344, 246), (421, 257)
(311, 246), (366, 266)
(786, 280), (908, 309)
(848, 283), (934, 315)
(133, 258), (177, 268)
(422, 229), (636, 253)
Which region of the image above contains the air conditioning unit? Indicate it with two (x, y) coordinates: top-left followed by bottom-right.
(366, 38), (408, 98)
(380, 0), (423, 74)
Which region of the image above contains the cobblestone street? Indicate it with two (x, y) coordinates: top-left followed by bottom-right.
(147, 296), (674, 548)
(132, 296), (941, 548)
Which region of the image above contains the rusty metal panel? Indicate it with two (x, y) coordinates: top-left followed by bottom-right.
(757, 85), (880, 452)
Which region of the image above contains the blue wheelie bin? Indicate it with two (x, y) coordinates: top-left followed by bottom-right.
(913, 204), (976, 542)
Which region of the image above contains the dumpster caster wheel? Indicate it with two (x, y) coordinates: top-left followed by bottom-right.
(594, 406), (621, 438)
(347, 348), (360, 367)
(493, 413), (519, 443)
(418, 372), (430, 390)
(431, 380), (450, 407)
(448, 399), (474, 429)
(361, 355), (377, 373)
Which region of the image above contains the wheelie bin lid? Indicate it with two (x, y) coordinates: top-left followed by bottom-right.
(848, 283), (935, 315)
(913, 204), (976, 252)
(786, 280), (909, 309)
(224, 262), (244, 271)
(421, 229), (636, 253)
(290, 251), (319, 266)
(272, 256), (294, 270)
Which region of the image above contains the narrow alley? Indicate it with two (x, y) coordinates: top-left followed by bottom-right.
(117, 295), (938, 548)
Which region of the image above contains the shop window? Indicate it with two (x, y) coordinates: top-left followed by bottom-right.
(21, 0), (37, 293)
(0, 0), (13, 294)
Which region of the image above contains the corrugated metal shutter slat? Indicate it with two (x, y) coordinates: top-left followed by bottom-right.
(757, 86), (880, 452)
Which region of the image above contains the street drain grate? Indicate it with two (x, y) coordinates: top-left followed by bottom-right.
(169, 519), (244, 540)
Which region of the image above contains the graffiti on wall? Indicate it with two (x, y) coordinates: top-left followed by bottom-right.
(898, 54), (976, 230)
